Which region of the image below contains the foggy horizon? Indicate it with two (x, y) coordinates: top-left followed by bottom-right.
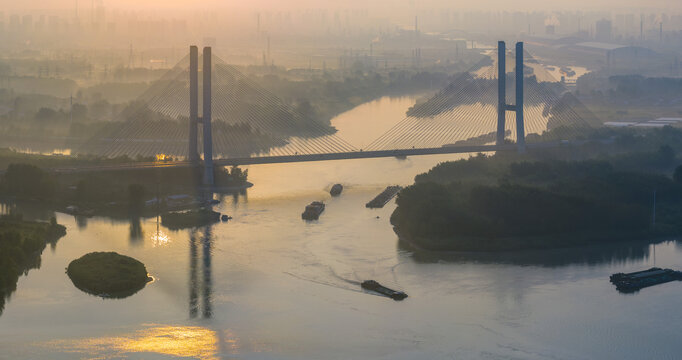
(6, 0), (682, 12)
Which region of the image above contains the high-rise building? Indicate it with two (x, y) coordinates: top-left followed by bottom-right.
(595, 18), (612, 42)
(9, 15), (20, 33)
(545, 24), (555, 35)
(22, 15), (33, 33)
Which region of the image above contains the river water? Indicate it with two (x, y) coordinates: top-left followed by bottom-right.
(1, 96), (682, 359)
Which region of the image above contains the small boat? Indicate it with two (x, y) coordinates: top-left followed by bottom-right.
(64, 205), (95, 217)
(302, 201), (325, 220)
(330, 184), (343, 196)
(361, 280), (407, 301)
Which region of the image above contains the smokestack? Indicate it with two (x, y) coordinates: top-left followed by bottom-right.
(515, 42), (525, 153)
(660, 22), (663, 42)
(496, 41), (506, 146)
(202, 47), (214, 186)
(189, 46), (199, 162)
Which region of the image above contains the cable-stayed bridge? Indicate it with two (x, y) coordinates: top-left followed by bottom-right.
(62, 41), (600, 184)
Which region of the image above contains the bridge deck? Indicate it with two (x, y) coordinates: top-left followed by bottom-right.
(48, 142), (570, 173)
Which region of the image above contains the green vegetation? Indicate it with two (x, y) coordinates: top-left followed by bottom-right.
(0, 157), (248, 216)
(0, 215), (66, 314)
(0, 163), (57, 200)
(214, 166), (249, 187)
(392, 128), (682, 252)
(66, 252), (151, 298)
(161, 209), (221, 230)
(575, 73), (682, 122)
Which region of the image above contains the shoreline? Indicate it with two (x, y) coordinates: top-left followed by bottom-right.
(393, 226), (673, 256)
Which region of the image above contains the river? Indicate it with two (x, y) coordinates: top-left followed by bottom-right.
(1, 96), (681, 359)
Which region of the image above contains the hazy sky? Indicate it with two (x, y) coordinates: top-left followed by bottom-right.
(5, 0), (681, 11)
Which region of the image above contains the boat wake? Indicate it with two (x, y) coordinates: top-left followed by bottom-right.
(282, 271), (364, 294)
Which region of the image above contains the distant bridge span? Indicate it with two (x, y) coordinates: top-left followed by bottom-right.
(50, 142), (571, 174)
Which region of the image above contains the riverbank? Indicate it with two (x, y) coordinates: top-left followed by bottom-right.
(0, 215), (66, 314)
(0, 162), (251, 220)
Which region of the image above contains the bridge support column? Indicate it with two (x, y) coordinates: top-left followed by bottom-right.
(515, 42), (526, 153)
(202, 47), (214, 186)
(497, 41), (525, 153)
(189, 46), (199, 162)
(496, 41), (506, 146)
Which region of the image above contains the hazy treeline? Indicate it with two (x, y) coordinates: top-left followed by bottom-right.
(392, 126), (682, 251)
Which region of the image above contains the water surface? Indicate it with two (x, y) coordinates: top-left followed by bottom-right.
(1, 96), (680, 360)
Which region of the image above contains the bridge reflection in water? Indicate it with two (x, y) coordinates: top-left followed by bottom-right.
(190, 226), (213, 319)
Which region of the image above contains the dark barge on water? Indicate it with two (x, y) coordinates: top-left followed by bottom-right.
(302, 201), (325, 220)
(330, 184), (343, 197)
(361, 280), (408, 300)
(366, 185), (402, 208)
(610, 267), (682, 293)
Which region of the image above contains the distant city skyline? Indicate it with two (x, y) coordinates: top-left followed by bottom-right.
(5, 0), (682, 11)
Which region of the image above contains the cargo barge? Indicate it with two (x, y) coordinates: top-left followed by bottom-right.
(365, 185), (402, 208)
(161, 208), (221, 230)
(302, 201), (325, 220)
(361, 280), (408, 300)
(610, 267), (682, 293)
(330, 184), (343, 197)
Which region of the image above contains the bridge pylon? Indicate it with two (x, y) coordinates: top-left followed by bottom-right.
(188, 45), (215, 186)
(189, 46), (199, 162)
(496, 41), (526, 153)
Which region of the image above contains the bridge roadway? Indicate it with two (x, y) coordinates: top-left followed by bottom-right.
(48, 142), (570, 173)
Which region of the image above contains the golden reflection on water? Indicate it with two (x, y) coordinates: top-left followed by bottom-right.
(44, 324), (227, 359)
(151, 228), (171, 247)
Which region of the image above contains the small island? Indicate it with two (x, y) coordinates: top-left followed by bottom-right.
(67, 252), (152, 298)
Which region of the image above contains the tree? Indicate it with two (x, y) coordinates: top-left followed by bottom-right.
(34, 107), (59, 122)
(128, 184), (146, 209)
(674, 165), (682, 183)
(657, 145), (675, 166)
(0, 164), (56, 200)
(71, 103), (88, 122)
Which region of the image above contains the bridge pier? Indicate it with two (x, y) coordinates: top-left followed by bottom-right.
(496, 41), (506, 146)
(188, 45), (215, 186)
(496, 41), (525, 153)
(515, 42), (526, 153)
(189, 46), (199, 162)
(202, 47), (214, 186)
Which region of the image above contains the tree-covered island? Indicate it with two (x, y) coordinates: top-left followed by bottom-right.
(392, 126), (682, 252)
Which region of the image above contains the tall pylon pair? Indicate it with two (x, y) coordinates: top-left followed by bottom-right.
(188, 46), (214, 185)
(496, 41), (525, 153)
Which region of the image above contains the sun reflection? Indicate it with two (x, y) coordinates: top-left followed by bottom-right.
(43, 325), (226, 360)
(151, 229), (171, 247)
